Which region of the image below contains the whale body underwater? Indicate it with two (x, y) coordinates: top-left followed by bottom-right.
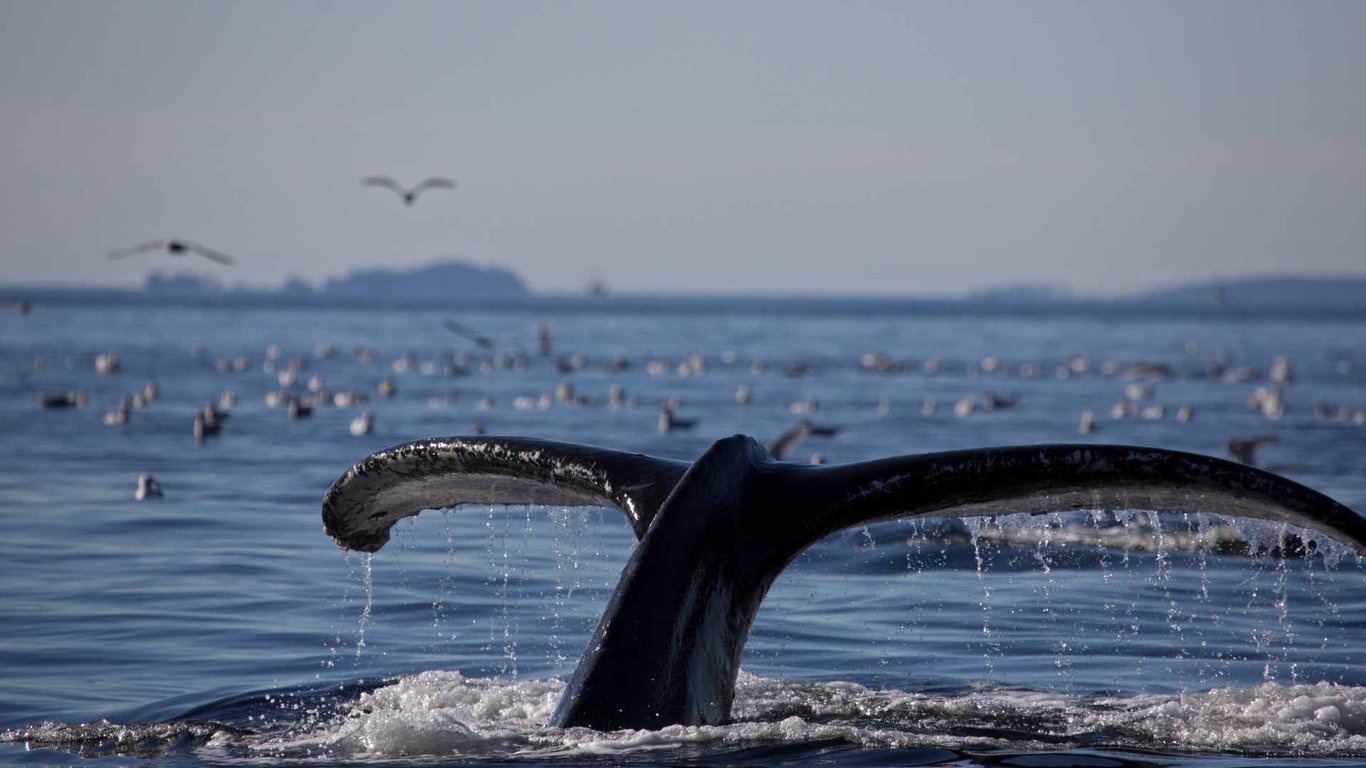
(322, 434), (1366, 732)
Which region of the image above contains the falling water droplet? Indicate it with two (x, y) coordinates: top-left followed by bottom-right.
(962, 516), (997, 678)
(355, 553), (374, 659)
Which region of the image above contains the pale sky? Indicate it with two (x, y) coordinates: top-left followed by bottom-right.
(1, 1), (1362, 296)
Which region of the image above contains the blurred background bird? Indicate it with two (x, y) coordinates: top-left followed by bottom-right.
(361, 176), (456, 206)
(107, 239), (235, 266)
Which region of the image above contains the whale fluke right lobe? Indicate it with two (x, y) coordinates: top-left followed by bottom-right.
(777, 444), (1366, 564)
(550, 437), (1366, 730)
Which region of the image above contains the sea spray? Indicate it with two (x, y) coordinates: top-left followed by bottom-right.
(1150, 512), (1190, 680)
(1273, 522), (1297, 684)
(961, 515), (998, 678)
(356, 553), (374, 659)
(548, 506), (589, 666)
(431, 510), (458, 642)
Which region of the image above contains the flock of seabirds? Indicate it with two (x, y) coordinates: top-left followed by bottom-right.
(13, 173), (1366, 736)
(16, 165), (1366, 501)
(24, 296), (1366, 504)
(12, 170), (1362, 501)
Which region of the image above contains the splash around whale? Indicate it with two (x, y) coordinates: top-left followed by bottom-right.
(321, 434), (1366, 732)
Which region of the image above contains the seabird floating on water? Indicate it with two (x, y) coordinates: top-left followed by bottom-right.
(349, 410), (373, 436)
(103, 395), (131, 426)
(134, 474), (163, 500)
(1078, 410), (1097, 434)
(658, 401), (697, 432)
(39, 392), (85, 409)
(193, 411), (220, 443)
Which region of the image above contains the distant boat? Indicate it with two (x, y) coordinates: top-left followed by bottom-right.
(586, 272), (608, 297)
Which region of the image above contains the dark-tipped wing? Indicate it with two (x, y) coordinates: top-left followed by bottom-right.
(107, 240), (164, 259)
(413, 177), (456, 194)
(766, 423), (810, 461)
(322, 436), (689, 552)
(772, 444), (1366, 559)
(361, 175), (405, 195)
(182, 240), (235, 265)
(441, 319), (494, 348)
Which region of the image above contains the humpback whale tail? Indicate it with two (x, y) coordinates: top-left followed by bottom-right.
(322, 435), (1366, 731)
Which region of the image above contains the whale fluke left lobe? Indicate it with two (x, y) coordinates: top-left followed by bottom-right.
(322, 436), (689, 552)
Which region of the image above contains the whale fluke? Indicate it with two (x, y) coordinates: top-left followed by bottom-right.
(322, 436), (689, 551)
(773, 443), (1366, 566)
(322, 434), (1366, 731)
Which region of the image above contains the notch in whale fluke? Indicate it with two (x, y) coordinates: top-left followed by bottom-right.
(321, 436), (689, 552)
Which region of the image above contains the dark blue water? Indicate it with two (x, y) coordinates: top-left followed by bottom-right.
(1, 300), (1364, 766)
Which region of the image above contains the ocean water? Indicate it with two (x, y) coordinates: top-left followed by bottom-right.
(1, 299), (1364, 767)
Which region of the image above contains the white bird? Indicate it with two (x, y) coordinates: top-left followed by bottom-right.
(95, 353), (121, 374)
(362, 176), (456, 205)
(1078, 409), (1097, 435)
(658, 401), (698, 433)
(108, 239), (235, 266)
(734, 384), (752, 406)
(608, 383), (628, 410)
(103, 395), (131, 426)
(193, 411), (220, 443)
(135, 474), (163, 500)
(349, 410), (374, 436)
(953, 396), (975, 418)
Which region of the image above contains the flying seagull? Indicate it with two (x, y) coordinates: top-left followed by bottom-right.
(107, 239), (235, 266)
(1228, 434), (1280, 466)
(441, 319), (495, 348)
(362, 176), (456, 205)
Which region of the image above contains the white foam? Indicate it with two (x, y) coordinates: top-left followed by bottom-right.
(1085, 682), (1366, 753)
(250, 671), (1366, 759)
(259, 671), (561, 757)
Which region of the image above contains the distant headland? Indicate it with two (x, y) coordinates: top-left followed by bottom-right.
(2, 266), (1364, 318)
(963, 275), (1366, 313)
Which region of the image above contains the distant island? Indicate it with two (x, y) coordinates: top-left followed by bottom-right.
(960, 276), (1366, 313)
(317, 260), (528, 300)
(143, 258), (530, 302)
(1130, 276), (1366, 311)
